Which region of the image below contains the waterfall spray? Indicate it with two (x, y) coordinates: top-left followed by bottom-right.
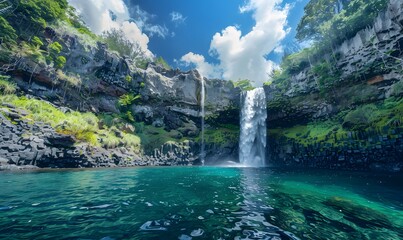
(239, 87), (267, 167)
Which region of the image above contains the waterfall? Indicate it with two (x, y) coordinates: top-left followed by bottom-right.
(239, 87), (267, 167)
(200, 75), (205, 165)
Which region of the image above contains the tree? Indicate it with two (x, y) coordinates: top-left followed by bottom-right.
(296, 0), (388, 45)
(13, 0), (68, 25)
(296, 0), (339, 42)
(102, 28), (143, 60)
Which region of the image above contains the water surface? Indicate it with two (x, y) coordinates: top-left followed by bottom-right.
(0, 167), (402, 239)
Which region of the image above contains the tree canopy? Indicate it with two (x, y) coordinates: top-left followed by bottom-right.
(296, 0), (388, 46)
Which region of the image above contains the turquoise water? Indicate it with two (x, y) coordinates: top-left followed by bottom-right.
(0, 167), (402, 240)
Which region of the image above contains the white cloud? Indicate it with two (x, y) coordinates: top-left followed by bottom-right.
(170, 11), (186, 25)
(180, 0), (290, 86)
(128, 4), (170, 38)
(274, 45), (284, 54)
(180, 53), (221, 79)
(68, 0), (154, 58)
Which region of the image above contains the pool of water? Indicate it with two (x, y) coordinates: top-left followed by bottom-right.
(0, 167), (402, 239)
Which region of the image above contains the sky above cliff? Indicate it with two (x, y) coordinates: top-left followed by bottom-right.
(68, 0), (309, 86)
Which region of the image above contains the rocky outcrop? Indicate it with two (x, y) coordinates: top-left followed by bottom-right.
(265, 0), (403, 172)
(0, 103), (201, 169)
(269, 127), (403, 172)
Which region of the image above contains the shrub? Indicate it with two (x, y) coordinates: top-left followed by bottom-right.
(118, 93), (141, 107)
(342, 105), (378, 130)
(31, 36), (44, 48)
(0, 75), (16, 95)
(55, 56), (66, 69)
(49, 42), (62, 56)
(0, 16), (17, 44)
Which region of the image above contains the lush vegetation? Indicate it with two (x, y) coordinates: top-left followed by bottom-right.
(270, 97), (403, 146)
(230, 79), (254, 91)
(297, 0), (388, 46)
(271, 0), (389, 93)
(102, 28), (144, 60)
(0, 94), (141, 150)
(0, 75), (16, 94)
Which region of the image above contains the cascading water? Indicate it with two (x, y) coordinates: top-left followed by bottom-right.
(239, 87), (267, 167)
(200, 75), (205, 165)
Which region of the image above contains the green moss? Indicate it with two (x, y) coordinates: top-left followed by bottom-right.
(134, 122), (180, 153)
(201, 124), (239, 145)
(270, 119), (347, 146)
(270, 97), (403, 146)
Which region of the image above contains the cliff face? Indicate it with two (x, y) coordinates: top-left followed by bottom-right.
(0, 20), (240, 168)
(265, 0), (403, 172)
(1, 0), (402, 171)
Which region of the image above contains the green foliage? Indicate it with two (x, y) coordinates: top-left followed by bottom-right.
(342, 104), (378, 130)
(12, 0), (68, 30)
(31, 36), (43, 48)
(125, 111), (135, 122)
(18, 41), (46, 64)
(49, 42), (63, 56)
(231, 79), (254, 91)
(125, 75), (132, 83)
(297, 0), (388, 46)
(55, 56), (66, 69)
(155, 56), (171, 70)
(0, 95), (141, 150)
(282, 48), (313, 74)
(202, 124), (239, 145)
(136, 59), (149, 69)
(133, 122), (178, 153)
(0, 75), (16, 94)
(139, 82), (145, 88)
(269, 69), (290, 92)
(56, 70), (81, 86)
(342, 98), (403, 130)
(118, 93), (141, 107)
(311, 60), (340, 90)
(102, 28), (143, 60)
(65, 7), (97, 39)
(0, 16), (17, 44)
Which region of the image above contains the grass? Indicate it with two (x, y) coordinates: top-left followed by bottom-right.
(0, 95), (141, 150)
(0, 75), (16, 94)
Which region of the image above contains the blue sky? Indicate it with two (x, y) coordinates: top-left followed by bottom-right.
(68, 0), (309, 86)
(127, 0), (308, 65)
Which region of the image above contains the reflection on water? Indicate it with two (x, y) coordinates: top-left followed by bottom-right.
(0, 167), (402, 239)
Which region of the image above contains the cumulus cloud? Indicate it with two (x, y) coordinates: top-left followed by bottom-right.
(180, 52), (221, 79)
(68, 0), (154, 58)
(180, 0), (290, 86)
(170, 11), (187, 25)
